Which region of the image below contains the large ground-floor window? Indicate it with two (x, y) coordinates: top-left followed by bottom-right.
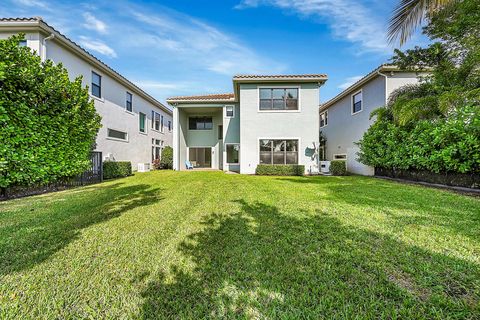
(260, 139), (298, 165)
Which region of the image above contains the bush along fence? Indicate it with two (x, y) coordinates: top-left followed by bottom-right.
(103, 161), (132, 179)
(256, 164), (305, 176)
(1, 152), (103, 200)
(375, 167), (480, 189)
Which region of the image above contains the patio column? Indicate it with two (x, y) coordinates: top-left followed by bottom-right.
(172, 106), (179, 171)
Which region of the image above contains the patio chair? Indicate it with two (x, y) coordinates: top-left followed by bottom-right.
(185, 160), (194, 170)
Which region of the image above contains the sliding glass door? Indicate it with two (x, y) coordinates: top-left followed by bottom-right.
(188, 148), (212, 168)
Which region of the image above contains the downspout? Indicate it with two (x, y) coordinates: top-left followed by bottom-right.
(42, 33), (55, 62)
(377, 70), (389, 105)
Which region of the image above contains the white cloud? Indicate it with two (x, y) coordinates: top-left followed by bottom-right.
(78, 36), (117, 58)
(236, 0), (390, 53)
(17, 0), (49, 9)
(129, 10), (285, 75)
(338, 75), (363, 90)
(234, 0), (261, 9)
(82, 12), (108, 34)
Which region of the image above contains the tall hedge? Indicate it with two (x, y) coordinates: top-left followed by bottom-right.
(160, 146), (173, 169)
(357, 105), (480, 174)
(0, 35), (101, 188)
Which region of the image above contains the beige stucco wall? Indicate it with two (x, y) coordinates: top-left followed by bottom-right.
(321, 72), (423, 175)
(239, 82), (320, 174)
(1, 31), (173, 169)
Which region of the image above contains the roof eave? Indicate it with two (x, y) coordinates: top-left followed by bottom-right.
(233, 77), (328, 83)
(321, 65), (401, 110)
(166, 99), (236, 105)
(1, 18), (172, 115)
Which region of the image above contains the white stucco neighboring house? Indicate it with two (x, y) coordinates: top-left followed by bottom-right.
(167, 74), (328, 174)
(0, 17), (173, 169)
(319, 64), (425, 176)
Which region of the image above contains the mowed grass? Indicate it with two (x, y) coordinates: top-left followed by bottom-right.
(0, 171), (479, 319)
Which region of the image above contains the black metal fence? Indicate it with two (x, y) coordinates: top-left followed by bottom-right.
(375, 167), (479, 189)
(1, 151), (103, 200)
(72, 151), (103, 186)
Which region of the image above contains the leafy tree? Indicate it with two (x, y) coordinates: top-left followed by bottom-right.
(0, 34), (101, 188)
(160, 146), (173, 169)
(358, 0), (480, 174)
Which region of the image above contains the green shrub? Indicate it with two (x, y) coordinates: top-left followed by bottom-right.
(160, 146), (173, 169)
(103, 161), (132, 179)
(255, 164), (305, 176)
(358, 105), (480, 174)
(330, 161), (347, 176)
(0, 34), (101, 188)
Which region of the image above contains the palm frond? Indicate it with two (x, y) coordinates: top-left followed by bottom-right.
(388, 0), (456, 46)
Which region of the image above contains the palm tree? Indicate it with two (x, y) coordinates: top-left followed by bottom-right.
(388, 0), (457, 45)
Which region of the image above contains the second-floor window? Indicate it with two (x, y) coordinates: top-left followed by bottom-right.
(320, 111), (328, 127)
(91, 71), (101, 98)
(152, 111), (161, 131)
(139, 112), (146, 133)
(168, 120), (172, 131)
(126, 92), (133, 112)
(161, 115), (164, 132)
(352, 91), (362, 114)
(259, 88), (298, 110)
(189, 117), (213, 130)
(226, 105), (234, 117)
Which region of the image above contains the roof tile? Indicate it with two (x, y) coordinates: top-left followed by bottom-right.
(167, 93), (235, 101)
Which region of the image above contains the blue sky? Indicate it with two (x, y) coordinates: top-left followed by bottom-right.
(2, 0), (428, 103)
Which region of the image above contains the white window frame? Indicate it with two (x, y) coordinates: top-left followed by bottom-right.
(257, 86), (301, 113)
(152, 111), (163, 132)
(139, 112), (147, 134)
(188, 116), (214, 131)
(126, 92), (133, 113)
(351, 90), (363, 115)
(225, 143), (240, 165)
(91, 70), (103, 100)
(320, 110), (328, 128)
(258, 137), (301, 165)
(333, 154), (347, 160)
(225, 105), (235, 118)
(107, 128), (129, 142)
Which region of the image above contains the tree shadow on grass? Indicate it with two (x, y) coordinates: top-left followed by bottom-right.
(0, 183), (163, 275)
(140, 199), (480, 319)
(276, 176), (480, 241)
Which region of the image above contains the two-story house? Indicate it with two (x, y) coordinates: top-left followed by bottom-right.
(0, 17), (173, 169)
(167, 74), (328, 174)
(319, 64), (424, 175)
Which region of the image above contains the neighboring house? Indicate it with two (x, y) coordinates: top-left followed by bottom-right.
(319, 64), (424, 175)
(167, 74), (328, 174)
(0, 17), (173, 169)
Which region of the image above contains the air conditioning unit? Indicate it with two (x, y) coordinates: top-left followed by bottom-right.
(320, 161), (331, 173)
(137, 163), (151, 172)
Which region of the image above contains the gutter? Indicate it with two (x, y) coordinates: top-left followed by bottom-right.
(41, 33), (54, 62)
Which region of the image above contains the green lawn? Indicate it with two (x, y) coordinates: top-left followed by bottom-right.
(0, 171), (479, 319)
